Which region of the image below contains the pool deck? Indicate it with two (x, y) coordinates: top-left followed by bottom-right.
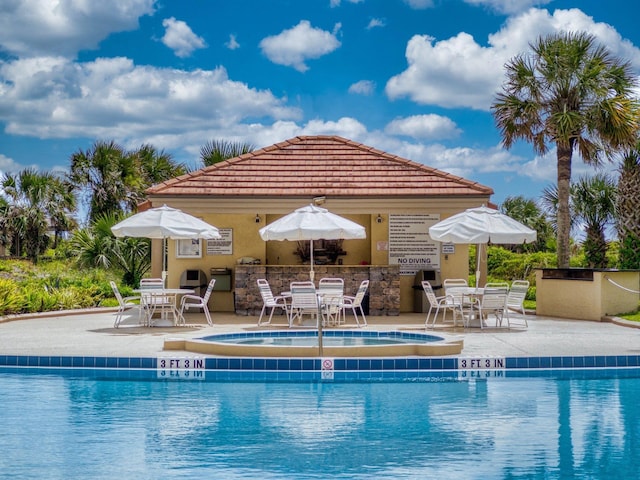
(0, 308), (638, 358)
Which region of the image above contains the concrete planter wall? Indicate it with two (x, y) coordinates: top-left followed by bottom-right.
(535, 269), (640, 321)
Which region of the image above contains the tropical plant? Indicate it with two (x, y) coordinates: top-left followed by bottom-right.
(70, 213), (151, 287)
(500, 196), (553, 252)
(492, 31), (640, 268)
(616, 145), (640, 268)
(0, 169), (76, 262)
(200, 139), (255, 166)
(571, 174), (616, 268)
(129, 144), (187, 209)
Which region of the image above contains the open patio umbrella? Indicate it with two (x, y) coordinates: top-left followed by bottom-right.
(259, 204), (366, 280)
(428, 205), (536, 286)
(111, 204), (221, 280)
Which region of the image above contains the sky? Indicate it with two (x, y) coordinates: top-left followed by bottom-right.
(1, 0), (640, 208)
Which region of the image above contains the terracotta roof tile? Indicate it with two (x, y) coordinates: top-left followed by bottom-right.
(146, 135), (493, 198)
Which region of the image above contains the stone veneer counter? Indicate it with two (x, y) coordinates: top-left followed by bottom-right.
(234, 265), (400, 316)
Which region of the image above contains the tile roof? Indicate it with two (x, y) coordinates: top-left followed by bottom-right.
(147, 135), (493, 198)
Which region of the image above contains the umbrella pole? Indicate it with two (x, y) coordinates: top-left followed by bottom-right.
(309, 240), (315, 281)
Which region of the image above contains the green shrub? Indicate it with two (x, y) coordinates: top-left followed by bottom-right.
(0, 278), (22, 314)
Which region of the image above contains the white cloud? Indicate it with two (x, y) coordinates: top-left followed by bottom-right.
(226, 34), (240, 50)
(259, 20), (341, 72)
(386, 8), (640, 111)
(0, 56), (301, 142)
(161, 17), (206, 58)
(0, 0), (155, 58)
(384, 114), (461, 140)
(367, 18), (385, 30)
(348, 80), (375, 95)
(403, 0), (434, 10)
(464, 0), (551, 15)
(0, 153), (33, 175)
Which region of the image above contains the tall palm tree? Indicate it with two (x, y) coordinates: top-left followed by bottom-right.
(500, 195), (552, 252)
(200, 139), (255, 167)
(571, 174), (616, 268)
(68, 140), (137, 223)
(492, 32), (639, 268)
(129, 144), (188, 211)
(616, 145), (640, 268)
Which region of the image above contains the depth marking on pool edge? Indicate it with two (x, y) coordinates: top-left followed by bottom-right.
(458, 356), (506, 370)
(157, 356), (206, 380)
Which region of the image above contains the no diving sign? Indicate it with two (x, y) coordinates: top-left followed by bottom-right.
(321, 358), (334, 380)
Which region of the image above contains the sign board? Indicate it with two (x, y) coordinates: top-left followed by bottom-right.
(442, 243), (455, 254)
(206, 228), (233, 255)
(388, 214), (440, 275)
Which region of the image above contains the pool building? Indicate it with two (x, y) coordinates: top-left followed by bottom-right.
(144, 135), (493, 315)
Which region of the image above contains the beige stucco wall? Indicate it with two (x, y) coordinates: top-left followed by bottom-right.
(535, 270), (640, 321)
(149, 198), (486, 313)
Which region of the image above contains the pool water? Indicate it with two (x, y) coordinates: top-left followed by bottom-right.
(215, 336), (422, 346)
(1, 369), (640, 479)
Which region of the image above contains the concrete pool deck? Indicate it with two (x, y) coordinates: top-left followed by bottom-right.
(0, 308), (638, 358)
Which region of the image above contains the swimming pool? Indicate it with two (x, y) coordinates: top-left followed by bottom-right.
(1, 367), (639, 479)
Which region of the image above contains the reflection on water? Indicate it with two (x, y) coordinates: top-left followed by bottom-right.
(0, 373), (639, 479)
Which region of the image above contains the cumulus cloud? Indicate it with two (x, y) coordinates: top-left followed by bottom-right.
(0, 56), (300, 142)
(385, 114), (462, 140)
(367, 18), (385, 29)
(161, 17), (206, 58)
(403, 0), (434, 9)
(226, 34), (240, 50)
(0, 0), (155, 58)
(348, 80), (375, 95)
(259, 20), (341, 72)
(464, 0), (552, 15)
(386, 8), (640, 111)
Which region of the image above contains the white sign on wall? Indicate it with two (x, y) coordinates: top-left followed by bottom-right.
(388, 214), (441, 275)
(206, 228), (233, 255)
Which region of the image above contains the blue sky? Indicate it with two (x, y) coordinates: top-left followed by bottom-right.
(1, 0), (639, 207)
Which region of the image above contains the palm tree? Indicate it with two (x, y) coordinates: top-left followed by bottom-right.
(128, 144), (188, 211)
(500, 195), (552, 252)
(68, 140), (136, 223)
(200, 139), (255, 167)
(0, 169), (75, 261)
(616, 145), (640, 268)
(492, 32), (639, 268)
(571, 174), (616, 268)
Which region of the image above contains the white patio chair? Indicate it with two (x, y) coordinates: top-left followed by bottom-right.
(289, 281), (320, 328)
(505, 280), (529, 328)
(472, 286), (508, 329)
(422, 281), (466, 329)
(318, 277), (345, 326)
(110, 281), (142, 328)
(256, 279), (289, 326)
(138, 278), (173, 326)
(341, 280), (369, 327)
(179, 278), (216, 326)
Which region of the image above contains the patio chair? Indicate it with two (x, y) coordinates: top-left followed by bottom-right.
(289, 281), (320, 328)
(256, 279), (289, 326)
(179, 278), (216, 326)
(318, 277), (345, 326)
(471, 286), (508, 329)
(341, 280), (369, 327)
(110, 281), (142, 328)
(505, 280), (529, 328)
(138, 278), (173, 326)
(422, 281), (466, 329)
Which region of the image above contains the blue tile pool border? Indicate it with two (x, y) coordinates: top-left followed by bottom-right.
(1, 354), (639, 373)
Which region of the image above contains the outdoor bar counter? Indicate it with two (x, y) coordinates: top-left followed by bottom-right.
(234, 265), (401, 316)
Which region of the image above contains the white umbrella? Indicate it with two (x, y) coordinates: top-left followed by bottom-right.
(259, 204), (366, 280)
(111, 204), (221, 280)
(428, 205), (536, 286)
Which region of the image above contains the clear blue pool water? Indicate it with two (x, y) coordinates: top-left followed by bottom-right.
(1, 368), (639, 479)
(214, 336), (428, 346)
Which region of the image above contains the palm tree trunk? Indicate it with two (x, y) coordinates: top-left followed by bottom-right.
(556, 146), (573, 268)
